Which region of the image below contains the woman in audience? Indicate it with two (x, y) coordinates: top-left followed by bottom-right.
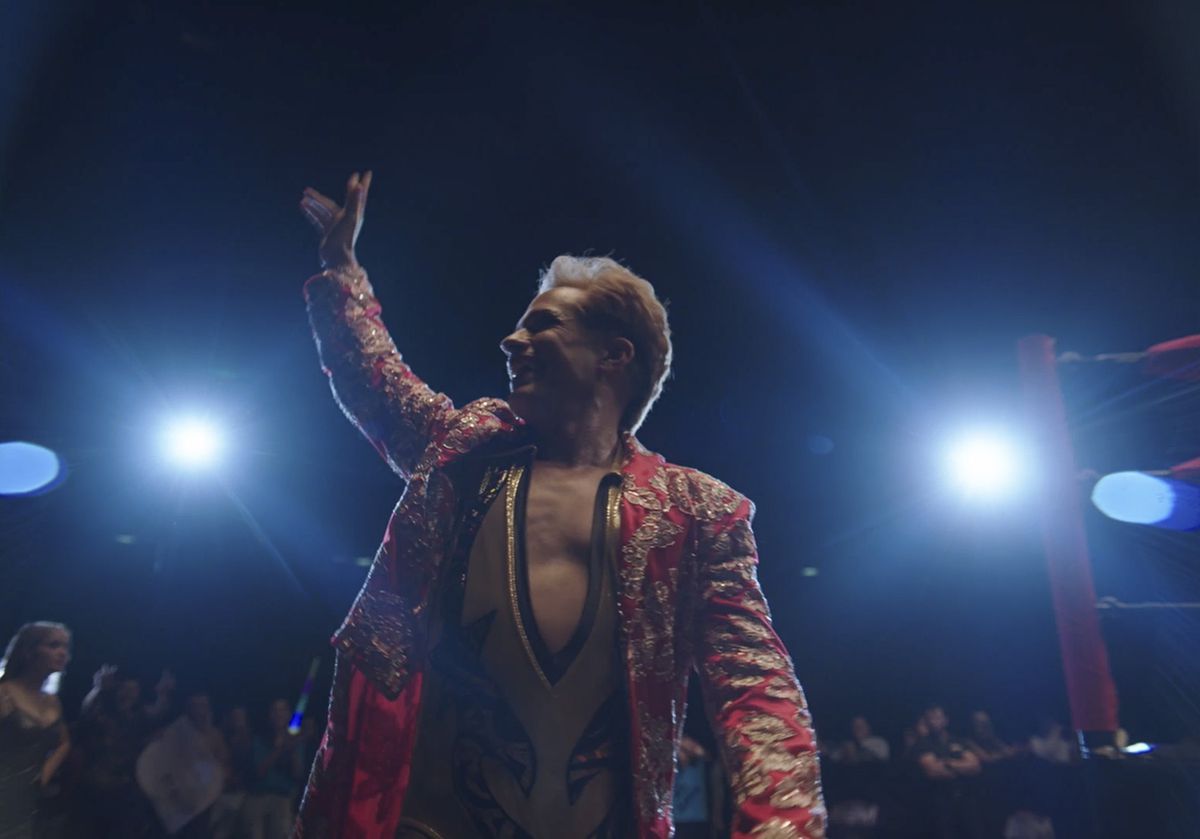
(0, 622), (72, 839)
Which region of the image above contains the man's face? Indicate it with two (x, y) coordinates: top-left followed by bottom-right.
(186, 695), (212, 728)
(269, 699), (291, 730)
(925, 707), (948, 735)
(851, 717), (870, 740)
(117, 679), (141, 712)
(500, 287), (609, 429)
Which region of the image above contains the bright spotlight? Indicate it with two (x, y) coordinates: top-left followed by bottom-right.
(161, 418), (223, 469)
(943, 430), (1027, 500)
(1091, 471), (1200, 530)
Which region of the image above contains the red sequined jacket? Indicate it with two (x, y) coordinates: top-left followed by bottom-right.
(295, 266), (825, 839)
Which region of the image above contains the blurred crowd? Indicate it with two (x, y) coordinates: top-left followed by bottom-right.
(818, 706), (1077, 839)
(1, 622), (316, 839)
(5, 621), (1193, 839)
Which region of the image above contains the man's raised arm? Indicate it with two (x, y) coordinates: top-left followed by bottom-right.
(300, 172), (454, 479)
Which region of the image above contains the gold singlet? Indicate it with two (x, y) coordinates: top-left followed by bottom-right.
(399, 465), (631, 839)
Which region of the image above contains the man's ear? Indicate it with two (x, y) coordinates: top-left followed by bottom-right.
(601, 336), (635, 372)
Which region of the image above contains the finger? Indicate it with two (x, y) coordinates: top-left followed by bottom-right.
(345, 172), (359, 199)
(300, 195), (334, 223)
(356, 170), (373, 212)
(302, 188), (340, 214)
(300, 202), (330, 232)
(299, 204), (320, 230)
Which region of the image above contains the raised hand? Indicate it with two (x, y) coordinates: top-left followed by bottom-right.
(155, 669), (176, 696)
(299, 170), (373, 270)
(93, 664), (118, 691)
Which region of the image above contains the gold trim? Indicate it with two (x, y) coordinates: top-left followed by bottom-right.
(605, 479), (621, 579)
(506, 463), (553, 691)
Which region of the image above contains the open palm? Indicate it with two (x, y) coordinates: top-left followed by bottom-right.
(299, 170), (373, 269)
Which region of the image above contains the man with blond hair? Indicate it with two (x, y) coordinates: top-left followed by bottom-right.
(296, 172), (824, 839)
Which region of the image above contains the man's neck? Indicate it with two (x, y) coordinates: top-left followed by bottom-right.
(534, 414), (623, 469)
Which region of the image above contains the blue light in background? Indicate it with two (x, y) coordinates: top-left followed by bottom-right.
(0, 441), (63, 495)
(1092, 472), (1173, 524)
(1091, 471), (1200, 530)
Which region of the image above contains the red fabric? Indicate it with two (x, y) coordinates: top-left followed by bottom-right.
(1018, 335), (1119, 734)
(298, 446), (824, 838)
(1143, 335), (1200, 381)
(1169, 457), (1200, 480)
(296, 267), (824, 838)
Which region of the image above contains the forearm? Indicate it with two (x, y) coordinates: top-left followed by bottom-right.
(305, 265), (452, 478)
(698, 508), (826, 838)
(946, 756), (980, 775)
(80, 686), (105, 716)
(41, 727), (70, 785)
(919, 757), (957, 780)
(145, 693), (171, 721)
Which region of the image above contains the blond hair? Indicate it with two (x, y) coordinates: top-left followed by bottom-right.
(538, 255), (672, 434)
(0, 622), (70, 682)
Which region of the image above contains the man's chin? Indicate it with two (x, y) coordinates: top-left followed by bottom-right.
(507, 391), (533, 419)
(507, 392), (548, 430)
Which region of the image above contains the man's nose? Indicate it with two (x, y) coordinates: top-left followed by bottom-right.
(500, 331), (526, 355)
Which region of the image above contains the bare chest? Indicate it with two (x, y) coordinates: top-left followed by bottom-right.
(520, 464), (615, 653)
(523, 466), (611, 561)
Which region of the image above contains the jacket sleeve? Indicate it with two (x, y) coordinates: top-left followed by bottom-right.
(305, 264), (455, 480)
(695, 499), (827, 839)
(295, 653), (423, 839)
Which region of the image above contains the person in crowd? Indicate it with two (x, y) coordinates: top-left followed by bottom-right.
(1028, 718), (1075, 765)
(241, 699), (305, 839)
(831, 715), (890, 764)
(901, 715), (930, 760)
(211, 706), (255, 839)
(0, 622), (72, 839)
(912, 705), (985, 839)
(73, 665), (175, 838)
(182, 694), (230, 772)
(1004, 809), (1056, 839)
(824, 715), (887, 838)
(136, 692), (227, 838)
(673, 735), (713, 839)
(965, 710), (1018, 764)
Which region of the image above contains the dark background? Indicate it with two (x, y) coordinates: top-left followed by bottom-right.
(3, 0), (1199, 746)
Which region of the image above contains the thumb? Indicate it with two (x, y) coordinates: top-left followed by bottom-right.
(354, 170), (372, 217)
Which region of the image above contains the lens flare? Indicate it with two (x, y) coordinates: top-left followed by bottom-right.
(943, 430), (1027, 500)
(161, 418), (223, 469)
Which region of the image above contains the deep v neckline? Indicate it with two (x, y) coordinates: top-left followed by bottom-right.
(510, 466), (621, 687)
